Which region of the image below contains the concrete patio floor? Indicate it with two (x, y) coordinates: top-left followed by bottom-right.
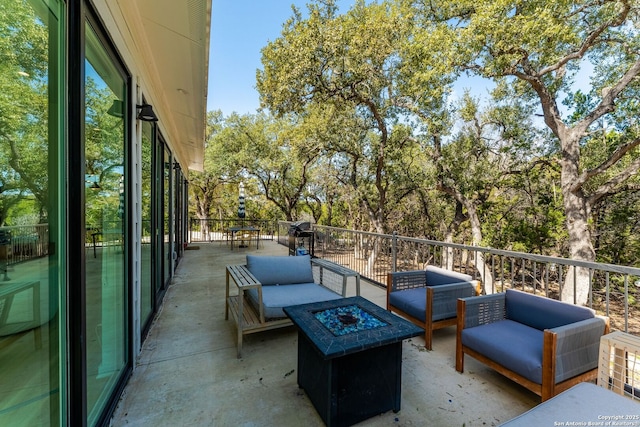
(110, 240), (540, 427)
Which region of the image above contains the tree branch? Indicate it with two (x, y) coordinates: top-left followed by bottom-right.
(538, 0), (631, 76)
(576, 58), (640, 132)
(574, 136), (640, 190)
(587, 145), (640, 206)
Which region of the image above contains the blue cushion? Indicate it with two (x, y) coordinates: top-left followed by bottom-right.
(505, 289), (594, 330)
(462, 320), (544, 384)
(246, 255), (314, 285)
(425, 265), (473, 286)
(247, 283), (342, 318)
(389, 288), (427, 321)
(390, 281), (477, 322)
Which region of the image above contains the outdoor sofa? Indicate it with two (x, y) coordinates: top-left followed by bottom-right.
(386, 265), (481, 350)
(456, 289), (610, 401)
(225, 254), (359, 358)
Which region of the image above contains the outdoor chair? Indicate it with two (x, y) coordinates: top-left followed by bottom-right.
(386, 265), (480, 350)
(456, 289), (610, 401)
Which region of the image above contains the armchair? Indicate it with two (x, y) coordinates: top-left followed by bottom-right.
(386, 265), (480, 350)
(456, 289), (610, 401)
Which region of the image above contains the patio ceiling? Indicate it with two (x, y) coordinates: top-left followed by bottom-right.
(112, 0), (212, 172)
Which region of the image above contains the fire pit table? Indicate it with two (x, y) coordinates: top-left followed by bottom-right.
(283, 296), (422, 427)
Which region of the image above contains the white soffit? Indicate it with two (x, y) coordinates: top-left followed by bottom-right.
(120, 0), (211, 172)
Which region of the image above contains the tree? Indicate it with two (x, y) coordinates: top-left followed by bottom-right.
(189, 111), (233, 227)
(0, 0), (51, 223)
(258, 0), (424, 234)
(222, 112), (321, 221)
(408, 0), (640, 304)
(430, 90), (543, 291)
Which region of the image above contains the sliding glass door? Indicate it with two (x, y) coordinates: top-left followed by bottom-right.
(84, 18), (129, 426)
(0, 0), (64, 425)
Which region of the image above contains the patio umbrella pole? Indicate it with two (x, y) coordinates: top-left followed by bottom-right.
(238, 183), (247, 248)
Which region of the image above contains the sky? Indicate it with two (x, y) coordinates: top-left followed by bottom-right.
(208, 1), (323, 116)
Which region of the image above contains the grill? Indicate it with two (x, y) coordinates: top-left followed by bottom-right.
(0, 230), (11, 281)
(0, 230), (11, 246)
(288, 221), (311, 237)
(288, 221), (314, 256)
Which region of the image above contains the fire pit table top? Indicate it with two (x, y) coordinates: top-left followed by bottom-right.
(283, 296), (422, 359)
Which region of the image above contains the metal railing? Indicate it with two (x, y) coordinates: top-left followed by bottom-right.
(277, 221), (640, 334)
(0, 224), (49, 267)
(189, 218), (278, 243)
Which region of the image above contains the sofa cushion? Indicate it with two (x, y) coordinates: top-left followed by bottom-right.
(461, 319), (544, 384)
(425, 265), (473, 286)
(246, 283), (342, 318)
(246, 255), (314, 285)
(505, 289), (594, 331)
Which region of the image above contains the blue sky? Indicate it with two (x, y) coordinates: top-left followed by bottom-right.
(208, 1), (322, 115)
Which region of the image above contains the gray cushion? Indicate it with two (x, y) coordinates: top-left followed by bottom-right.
(246, 255), (314, 285)
(461, 319), (544, 384)
(425, 265), (473, 286)
(246, 283), (342, 318)
(499, 383), (640, 427)
(505, 289), (594, 331)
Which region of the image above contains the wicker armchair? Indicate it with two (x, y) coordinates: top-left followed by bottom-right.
(386, 266), (480, 350)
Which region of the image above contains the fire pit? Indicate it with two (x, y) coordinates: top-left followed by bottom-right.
(314, 304), (387, 336)
(284, 296), (422, 427)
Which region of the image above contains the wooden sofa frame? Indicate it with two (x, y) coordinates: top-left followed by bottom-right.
(456, 296), (610, 401)
(225, 258), (360, 358)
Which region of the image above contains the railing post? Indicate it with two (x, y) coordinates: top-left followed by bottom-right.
(392, 231), (397, 272)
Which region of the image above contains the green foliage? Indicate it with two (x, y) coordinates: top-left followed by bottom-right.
(0, 0), (53, 224)
(196, 0), (640, 274)
(257, 1), (432, 233)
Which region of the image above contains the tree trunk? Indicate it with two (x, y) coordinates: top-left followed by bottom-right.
(365, 237), (378, 279)
(558, 129), (595, 305)
(194, 192), (212, 238)
(443, 231), (455, 270)
(363, 216), (385, 279)
(466, 202), (494, 294)
(560, 186), (594, 304)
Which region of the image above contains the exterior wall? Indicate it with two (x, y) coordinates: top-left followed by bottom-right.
(0, 0), (204, 425)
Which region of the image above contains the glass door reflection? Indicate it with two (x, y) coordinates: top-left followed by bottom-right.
(84, 21), (128, 426)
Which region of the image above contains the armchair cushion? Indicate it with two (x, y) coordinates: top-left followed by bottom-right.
(389, 288), (427, 320)
(389, 282), (477, 322)
(505, 289), (594, 330)
(246, 254), (314, 285)
(461, 319), (544, 383)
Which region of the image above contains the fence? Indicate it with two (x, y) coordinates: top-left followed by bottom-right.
(0, 224), (49, 270)
(189, 218), (278, 243)
(276, 221), (640, 334)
